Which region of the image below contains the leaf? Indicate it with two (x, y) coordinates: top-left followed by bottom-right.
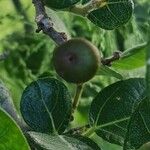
(87, 0), (134, 30)
(28, 131), (101, 150)
(96, 65), (123, 80)
(124, 38), (150, 150)
(0, 80), (19, 122)
(20, 78), (72, 134)
(89, 78), (146, 146)
(112, 43), (148, 70)
(0, 108), (30, 150)
(134, 2), (150, 33)
(123, 98), (150, 150)
(91, 133), (122, 150)
(44, 0), (80, 9)
(146, 41), (150, 99)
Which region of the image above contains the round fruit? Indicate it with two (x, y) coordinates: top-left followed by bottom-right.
(53, 38), (100, 83)
(44, 0), (80, 9)
(139, 142), (150, 150)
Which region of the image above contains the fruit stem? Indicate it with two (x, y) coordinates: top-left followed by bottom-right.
(72, 84), (84, 112)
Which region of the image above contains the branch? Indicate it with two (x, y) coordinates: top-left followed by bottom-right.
(32, 0), (67, 45)
(32, 0), (120, 65)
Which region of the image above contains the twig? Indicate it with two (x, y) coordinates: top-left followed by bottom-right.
(32, 0), (67, 45)
(101, 51), (121, 66)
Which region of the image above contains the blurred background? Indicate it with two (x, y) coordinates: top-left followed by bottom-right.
(0, 0), (149, 149)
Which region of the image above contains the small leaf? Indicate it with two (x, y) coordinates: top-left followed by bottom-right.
(89, 78), (146, 146)
(0, 108), (30, 150)
(97, 65), (123, 80)
(20, 78), (72, 134)
(123, 98), (150, 150)
(87, 0), (134, 30)
(112, 43), (148, 70)
(44, 0), (80, 9)
(28, 132), (101, 150)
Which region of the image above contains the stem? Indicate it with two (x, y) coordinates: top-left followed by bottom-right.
(68, 3), (93, 17)
(82, 127), (96, 137)
(83, 117), (130, 137)
(69, 6), (87, 17)
(101, 51), (121, 66)
(64, 124), (90, 135)
(72, 84), (84, 112)
(68, 0), (107, 16)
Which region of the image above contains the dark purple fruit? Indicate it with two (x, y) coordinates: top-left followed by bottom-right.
(53, 38), (100, 83)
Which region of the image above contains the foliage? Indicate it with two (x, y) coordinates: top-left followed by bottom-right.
(0, 0), (150, 150)
(0, 108), (30, 150)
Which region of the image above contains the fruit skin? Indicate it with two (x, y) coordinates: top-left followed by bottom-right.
(53, 38), (100, 83)
(139, 142), (150, 150)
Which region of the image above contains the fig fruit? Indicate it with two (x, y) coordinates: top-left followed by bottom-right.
(139, 142), (150, 150)
(53, 38), (100, 83)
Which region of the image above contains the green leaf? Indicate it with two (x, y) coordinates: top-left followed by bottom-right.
(0, 80), (19, 122)
(20, 78), (72, 134)
(0, 108), (30, 150)
(123, 98), (150, 150)
(146, 41), (150, 99)
(28, 131), (101, 150)
(89, 78), (146, 146)
(97, 65), (123, 80)
(44, 0), (80, 9)
(112, 43), (148, 70)
(87, 0), (134, 30)
(134, 2), (150, 34)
